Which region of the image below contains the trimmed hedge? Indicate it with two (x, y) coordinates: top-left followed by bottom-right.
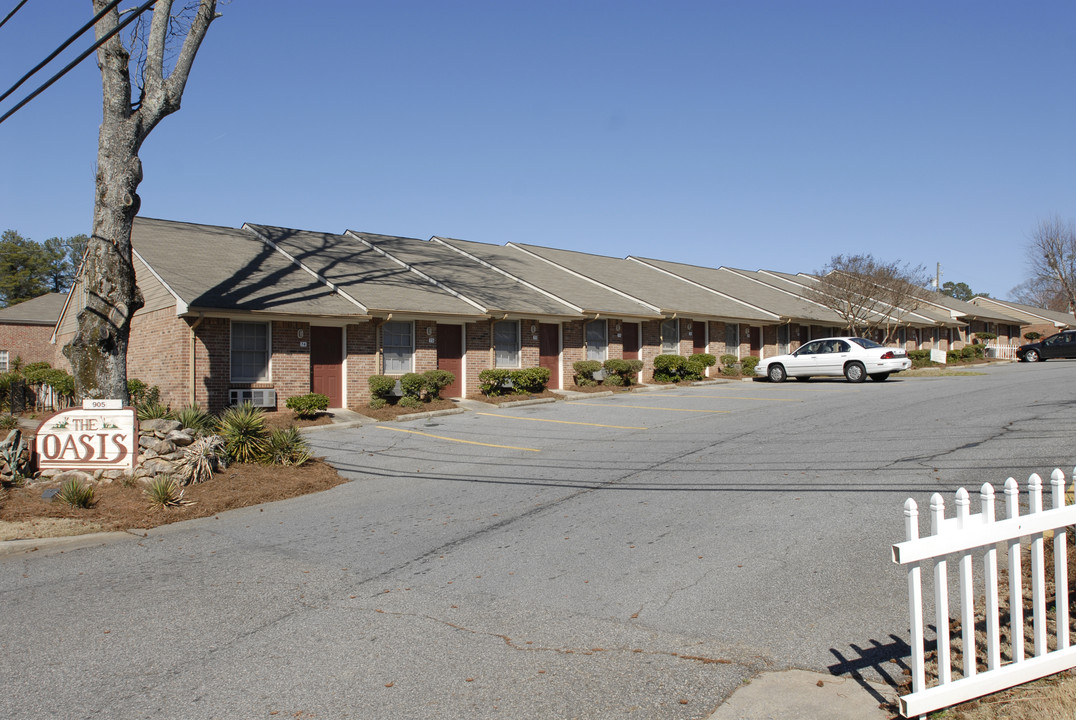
(479, 367), (552, 396)
(285, 393), (330, 419)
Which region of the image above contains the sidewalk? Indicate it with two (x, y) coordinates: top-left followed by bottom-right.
(706, 669), (896, 720)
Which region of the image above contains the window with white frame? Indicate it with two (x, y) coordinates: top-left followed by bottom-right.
(231, 321), (270, 382)
(494, 320), (520, 368)
(585, 319), (607, 361)
(382, 320), (414, 374)
(725, 323), (739, 358)
(0, 350), (7, 373)
(661, 318), (679, 354)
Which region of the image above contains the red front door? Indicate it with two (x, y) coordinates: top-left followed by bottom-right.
(692, 321), (706, 353)
(437, 325), (464, 397)
(311, 326), (343, 407)
(749, 326), (762, 357)
(539, 323), (560, 390)
(622, 322), (640, 360)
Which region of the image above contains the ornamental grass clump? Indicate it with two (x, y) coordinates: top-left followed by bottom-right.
(144, 476), (193, 509)
(176, 403), (214, 434)
(266, 427), (311, 467)
(216, 402), (269, 464)
(56, 477), (95, 508)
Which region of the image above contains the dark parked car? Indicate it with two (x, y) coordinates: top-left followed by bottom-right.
(1016, 330), (1076, 362)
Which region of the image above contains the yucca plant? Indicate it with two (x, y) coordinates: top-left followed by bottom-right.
(176, 403), (214, 434)
(144, 476), (193, 509)
(177, 435), (226, 484)
(216, 402), (269, 464)
(137, 400), (175, 421)
(266, 427), (312, 467)
(0, 414), (18, 430)
(56, 477), (95, 508)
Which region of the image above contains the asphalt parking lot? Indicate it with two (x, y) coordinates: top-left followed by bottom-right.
(4, 362), (1076, 719)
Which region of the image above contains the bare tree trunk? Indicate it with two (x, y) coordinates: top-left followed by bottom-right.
(63, 0), (217, 401)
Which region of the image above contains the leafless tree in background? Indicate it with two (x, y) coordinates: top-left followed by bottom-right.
(804, 254), (930, 343)
(1016, 216), (1076, 317)
(64, 1), (217, 400)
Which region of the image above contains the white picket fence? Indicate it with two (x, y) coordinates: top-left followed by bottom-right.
(891, 470), (1076, 717)
(985, 340), (1019, 361)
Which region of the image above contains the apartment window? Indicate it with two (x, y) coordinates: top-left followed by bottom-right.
(585, 319), (607, 361)
(661, 318), (679, 354)
(725, 323), (739, 358)
(494, 320), (520, 368)
(231, 321), (270, 382)
(0, 350), (7, 373)
(382, 321), (414, 374)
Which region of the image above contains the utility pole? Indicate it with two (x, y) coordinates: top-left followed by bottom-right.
(934, 263), (942, 292)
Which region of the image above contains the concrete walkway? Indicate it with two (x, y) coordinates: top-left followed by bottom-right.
(706, 669), (897, 720)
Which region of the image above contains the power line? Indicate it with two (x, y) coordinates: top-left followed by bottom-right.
(0, 0), (155, 127)
(0, 0), (29, 31)
(0, 0), (125, 106)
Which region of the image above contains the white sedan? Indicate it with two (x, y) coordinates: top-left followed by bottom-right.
(754, 337), (912, 383)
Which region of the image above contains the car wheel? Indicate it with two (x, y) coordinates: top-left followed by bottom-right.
(869, 372), (890, 382)
(1024, 349), (1040, 363)
(844, 362), (866, 383)
(767, 364), (787, 383)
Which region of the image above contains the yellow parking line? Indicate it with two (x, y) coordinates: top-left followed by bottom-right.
(477, 412), (646, 430)
(670, 395), (802, 402)
(571, 402), (731, 414)
(376, 425), (540, 452)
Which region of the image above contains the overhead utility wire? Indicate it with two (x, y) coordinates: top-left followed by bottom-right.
(0, 0), (29, 31)
(0, 0), (155, 127)
(0, 0), (125, 105)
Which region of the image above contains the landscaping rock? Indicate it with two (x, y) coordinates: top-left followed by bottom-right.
(148, 439), (177, 456)
(166, 430), (194, 447)
(141, 458), (177, 476)
(141, 419), (182, 434)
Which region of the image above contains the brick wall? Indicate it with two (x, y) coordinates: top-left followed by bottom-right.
(269, 321), (311, 409)
(126, 306), (190, 408)
(520, 318), (540, 368)
(415, 320), (438, 373)
(465, 321), (492, 396)
(562, 320), (584, 386)
(0, 322), (60, 368)
(640, 320), (662, 381)
(193, 318), (230, 412)
(346, 323), (377, 406)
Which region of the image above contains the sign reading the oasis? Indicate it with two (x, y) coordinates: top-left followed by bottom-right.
(35, 400), (138, 471)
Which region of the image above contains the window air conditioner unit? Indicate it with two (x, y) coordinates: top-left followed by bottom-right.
(230, 388), (276, 408)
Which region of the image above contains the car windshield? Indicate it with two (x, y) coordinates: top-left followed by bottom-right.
(848, 337), (883, 349)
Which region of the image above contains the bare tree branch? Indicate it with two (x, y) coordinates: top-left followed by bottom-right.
(804, 254), (930, 342)
(1023, 215), (1076, 317)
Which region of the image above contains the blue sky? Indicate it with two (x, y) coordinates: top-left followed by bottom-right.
(1, 1), (1073, 299)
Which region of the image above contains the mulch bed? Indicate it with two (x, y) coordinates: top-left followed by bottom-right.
(0, 459), (347, 533)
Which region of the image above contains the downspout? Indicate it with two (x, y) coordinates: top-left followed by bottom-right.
(189, 314), (204, 407)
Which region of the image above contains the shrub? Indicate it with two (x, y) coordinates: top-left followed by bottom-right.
(368, 397), (388, 410)
(684, 353), (716, 380)
(719, 354), (738, 369)
(398, 396), (423, 409)
(266, 427), (311, 466)
(572, 360), (603, 386)
(0, 414), (17, 430)
(512, 367), (550, 394)
(974, 332), (997, 342)
(216, 402), (269, 464)
(57, 477), (95, 508)
(478, 369), (514, 396)
(144, 476), (192, 509)
(176, 404), (214, 433)
(399, 373), (425, 400)
(177, 435), (226, 484)
(720, 365), (739, 377)
(368, 375), (397, 400)
(423, 370), (455, 400)
(908, 349), (933, 367)
(740, 356), (760, 375)
(653, 354), (687, 382)
(286, 393), (330, 419)
(127, 379), (160, 406)
(603, 358), (643, 386)
(1024, 331), (1042, 341)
